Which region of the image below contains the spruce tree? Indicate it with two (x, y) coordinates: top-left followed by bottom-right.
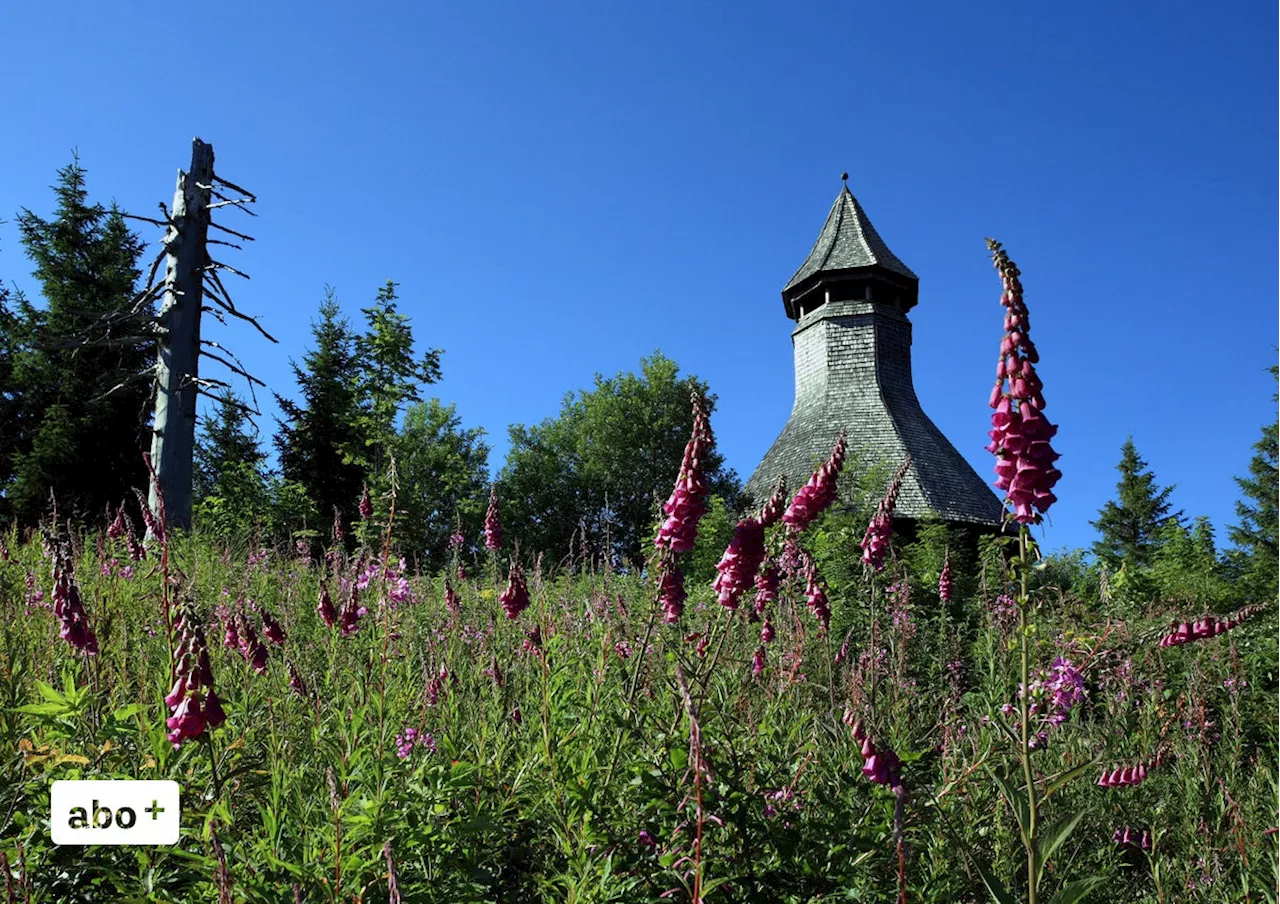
(275, 292), (366, 530)
(192, 390), (273, 539)
(1228, 365), (1278, 599)
(1090, 437), (1182, 569)
(6, 159), (150, 526)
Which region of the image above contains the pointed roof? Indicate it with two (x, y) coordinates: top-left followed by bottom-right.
(782, 183), (917, 296)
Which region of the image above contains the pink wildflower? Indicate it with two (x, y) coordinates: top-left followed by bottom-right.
(760, 617), (775, 644)
(1158, 604), (1264, 647)
(860, 456), (910, 572)
(106, 507), (127, 539)
(711, 517), (766, 611)
(500, 560), (531, 619)
(782, 432), (847, 532)
(938, 550), (952, 603)
(757, 475), (788, 528)
(751, 646), (766, 677)
(261, 609), (286, 646)
(288, 662), (309, 699)
(46, 530), (98, 655)
(658, 567), (686, 624)
(443, 576), (461, 615)
(985, 240), (1061, 524)
(316, 582), (338, 628)
(484, 485), (503, 550)
(654, 391), (713, 553)
(846, 717), (903, 791)
(803, 554), (831, 631)
(339, 583), (366, 637)
(359, 487), (373, 521)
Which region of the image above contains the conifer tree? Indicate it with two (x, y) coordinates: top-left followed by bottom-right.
(351, 281), (442, 508)
(275, 292), (366, 529)
(1090, 437), (1182, 569)
(6, 160), (150, 525)
(193, 390), (272, 537)
(1228, 365), (1278, 598)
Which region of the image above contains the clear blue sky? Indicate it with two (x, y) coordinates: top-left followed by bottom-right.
(1, 2), (1275, 555)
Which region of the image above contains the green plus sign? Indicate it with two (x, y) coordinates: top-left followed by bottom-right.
(145, 800), (165, 820)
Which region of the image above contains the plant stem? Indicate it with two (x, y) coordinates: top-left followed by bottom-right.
(1017, 525), (1038, 904)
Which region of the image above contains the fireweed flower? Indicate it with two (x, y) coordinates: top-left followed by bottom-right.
(985, 239), (1061, 524)
(484, 485), (503, 550)
(654, 391), (713, 553)
(782, 432), (847, 532)
(1013, 656), (1085, 747)
(938, 550), (952, 603)
(860, 456), (911, 572)
(395, 727), (436, 759)
(499, 560), (531, 619)
(316, 582), (338, 628)
(712, 517), (766, 611)
(659, 568), (687, 624)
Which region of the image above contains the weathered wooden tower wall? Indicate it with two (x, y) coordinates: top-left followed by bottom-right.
(746, 181), (1004, 525)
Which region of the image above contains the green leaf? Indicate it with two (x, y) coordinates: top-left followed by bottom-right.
(1037, 809), (1087, 870)
(971, 856), (1019, 904)
(35, 681), (67, 705)
(1044, 758), (1099, 802)
(987, 767), (1029, 841)
(1047, 877), (1105, 904)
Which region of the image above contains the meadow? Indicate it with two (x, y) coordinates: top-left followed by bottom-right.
(0, 246), (1275, 904)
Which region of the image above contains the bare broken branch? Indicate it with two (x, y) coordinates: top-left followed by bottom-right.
(210, 174), (257, 202)
(204, 259), (251, 280)
(118, 212), (172, 229)
(194, 387), (262, 418)
(202, 277), (279, 343)
(208, 220), (255, 242)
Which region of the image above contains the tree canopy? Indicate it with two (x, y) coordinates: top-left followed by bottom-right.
(498, 351), (741, 566)
(1090, 437), (1182, 570)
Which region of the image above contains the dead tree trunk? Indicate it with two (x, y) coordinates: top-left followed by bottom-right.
(149, 139), (214, 533)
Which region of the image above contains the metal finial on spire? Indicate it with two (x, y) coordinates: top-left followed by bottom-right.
(841, 172), (849, 184)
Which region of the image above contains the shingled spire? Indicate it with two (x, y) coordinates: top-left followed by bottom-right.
(747, 180), (1004, 526)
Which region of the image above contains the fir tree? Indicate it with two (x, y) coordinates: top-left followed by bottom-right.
(1228, 365), (1278, 599)
(6, 159), (150, 526)
(275, 292), (366, 530)
(1090, 437), (1182, 569)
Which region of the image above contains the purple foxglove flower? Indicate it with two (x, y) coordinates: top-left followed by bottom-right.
(860, 456), (911, 571)
(261, 611), (286, 646)
(484, 485), (503, 551)
(752, 646), (766, 676)
(316, 582), (338, 628)
(986, 240), (1061, 523)
(782, 432), (847, 532)
(658, 567), (686, 624)
(203, 690), (227, 729)
(655, 392), (713, 553)
(166, 695), (206, 747)
(760, 618), (775, 644)
(499, 561), (531, 619)
(938, 551), (952, 603)
(443, 577), (461, 615)
(288, 663), (308, 699)
(712, 518), (766, 611)
(803, 556), (830, 631)
(359, 488), (373, 521)
(757, 475), (789, 528)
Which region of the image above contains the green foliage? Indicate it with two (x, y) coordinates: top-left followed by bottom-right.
(499, 351), (741, 566)
(393, 398), (491, 570)
(192, 390), (274, 539)
(351, 280), (442, 482)
(4, 159), (150, 527)
(684, 494), (736, 587)
(1229, 364), (1278, 602)
(1090, 437), (1182, 570)
(274, 290), (367, 531)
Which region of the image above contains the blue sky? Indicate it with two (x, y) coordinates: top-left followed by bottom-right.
(1, 2), (1275, 555)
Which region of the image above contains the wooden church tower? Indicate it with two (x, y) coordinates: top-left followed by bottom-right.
(746, 178), (1005, 525)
